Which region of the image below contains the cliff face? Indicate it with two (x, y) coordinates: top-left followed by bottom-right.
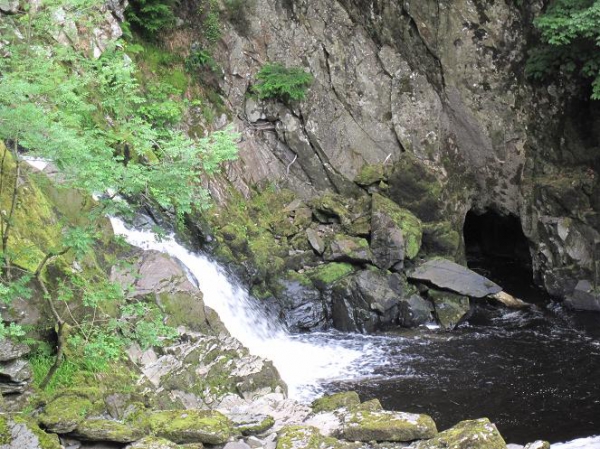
(208, 0), (600, 300)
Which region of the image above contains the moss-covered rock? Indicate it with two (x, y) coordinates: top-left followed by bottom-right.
(371, 193), (422, 268)
(1, 415), (62, 449)
(410, 418), (506, 449)
(310, 193), (352, 226)
(428, 290), (471, 331)
(307, 263), (355, 290)
(147, 409), (233, 444)
(125, 436), (180, 449)
(229, 414), (275, 435)
(276, 425), (346, 449)
(342, 409), (437, 442)
(324, 234), (372, 264)
(38, 393), (98, 434)
(311, 391), (361, 413)
(421, 222), (461, 259)
(72, 418), (145, 443)
(355, 163), (387, 186)
(354, 398), (383, 412)
(524, 441), (550, 449)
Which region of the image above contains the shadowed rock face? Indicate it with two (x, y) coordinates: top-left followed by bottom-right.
(207, 0), (600, 300)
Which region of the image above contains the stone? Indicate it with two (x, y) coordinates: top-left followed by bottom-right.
(311, 392), (361, 413)
(490, 291), (529, 309)
(0, 340), (29, 362)
(276, 426), (346, 449)
(125, 437), (180, 449)
(306, 229), (325, 255)
(428, 290), (471, 331)
(39, 394), (96, 434)
(0, 358), (32, 394)
(224, 442), (251, 449)
(147, 410), (233, 444)
(0, 0), (19, 13)
(564, 280), (600, 312)
(342, 410), (437, 442)
(324, 235), (372, 264)
(227, 414), (275, 435)
(71, 419), (144, 443)
(371, 194), (423, 269)
(409, 259), (502, 298)
(523, 441), (550, 449)
(0, 415), (62, 449)
(410, 418), (506, 449)
(398, 295), (433, 328)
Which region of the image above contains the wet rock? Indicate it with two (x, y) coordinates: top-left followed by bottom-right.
(310, 194), (352, 226)
(523, 441), (550, 449)
(410, 418), (505, 449)
(342, 410), (437, 442)
(306, 229), (325, 255)
(147, 410), (232, 444)
(284, 301), (327, 332)
(428, 290), (471, 331)
(324, 235), (372, 264)
(564, 279), (600, 312)
(398, 295), (433, 328)
(409, 259), (502, 298)
(0, 415), (62, 449)
(311, 392), (361, 413)
(71, 419), (144, 443)
(125, 437), (180, 449)
(371, 194), (422, 269)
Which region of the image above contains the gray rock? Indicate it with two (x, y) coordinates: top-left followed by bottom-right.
(0, 416), (62, 449)
(224, 442), (252, 449)
(409, 259), (502, 298)
(342, 409), (437, 442)
(410, 418), (505, 449)
(0, 339), (29, 362)
(0, 358), (32, 394)
(306, 228), (325, 255)
(523, 441), (550, 449)
(71, 419), (143, 443)
(429, 290), (471, 331)
(125, 438), (180, 449)
(564, 279), (600, 311)
(0, 0), (19, 13)
(398, 295), (433, 328)
(284, 301), (327, 332)
(324, 235), (372, 264)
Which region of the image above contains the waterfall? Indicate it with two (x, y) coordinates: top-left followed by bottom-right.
(109, 217), (370, 400)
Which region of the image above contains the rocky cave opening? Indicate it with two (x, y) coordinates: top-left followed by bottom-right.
(463, 209), (538, 300)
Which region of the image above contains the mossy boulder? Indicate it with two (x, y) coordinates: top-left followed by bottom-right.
(72, 418), (145, 443)
(147, 410), (233, 444)
(324, 234), (372, 264)
(229, 413), (275, 435)
(310, 193), (352, 226)
(276, 425), (348, 449)
(125, 436), (180, 449)
(0, 415), (62, 449)
(428, 290), (471, 331)
(421, 222), (461, 259)
(307, 263), (354, 290)
(311, 391), (361, 413)
(354, 398), (383, 412)
(342, 410), (437, 442)
(38, 392), (100, 434)
(371, 193), (422, 269)
(410, 418), (506, 449)
(355, 163), (387, 186)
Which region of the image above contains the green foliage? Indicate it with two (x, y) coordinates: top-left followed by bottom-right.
(527, 0), (600, 99)
(125, 0), (179, 39)
(198, 0), (222, 46)
(253, 63), (314, 102)
(185, 48), (219, 74)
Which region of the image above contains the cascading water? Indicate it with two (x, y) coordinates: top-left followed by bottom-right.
(110, 217), (600, 447)
(109, 217), (383, 400)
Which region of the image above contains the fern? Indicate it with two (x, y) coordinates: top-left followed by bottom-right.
(252, 63), (314, 102)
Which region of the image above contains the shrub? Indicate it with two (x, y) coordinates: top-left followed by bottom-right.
(252, 63), (314, 102)
(125, 0), (179, 38)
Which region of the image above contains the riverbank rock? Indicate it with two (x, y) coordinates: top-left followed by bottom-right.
(410, 418), (505, 449)
(428, 290), (471, 331)
(276, 426), (352, 449)
(564, 279), (600, 312)
(70, 419), (144, 443)
(311, 392), (361, 413)
(409, 259), (502, 298)
(124, 437), (180, 449)
(147, 410), (232, 444)
(324, 235), (372, 264)
(342, 410), (437, 442)
(0, 415), (62, 449)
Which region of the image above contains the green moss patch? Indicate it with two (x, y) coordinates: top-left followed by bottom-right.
(411, 418), (505, 449)
(307, 263), (355, 289)
(342, 409), (437, 442)
(148, 410), (232, 444)
(312, 391), (361, 413)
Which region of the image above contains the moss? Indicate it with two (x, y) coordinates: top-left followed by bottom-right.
(421, 221), (461, 258)
(355, 163), (386, 186)
(73, 418), (144, 443)
(312, 391), (361, 413)
(0, 415), (10, 445)
(236, 415), (275, 435)
(148, 410), (232, 444)
(38, 394), (96, 432)
(307, 263), (355, 289)
(277, 426), (345, 449)
(310, 193), (352, 226)
(411, 418), (505, 449)
(12, 416), (62, 449)
(353, 398), (383, 412)
(428, 290), (470, 331)
(372, 193), (422, 259)
(343, 410), (437, 442)
(284, 270), (314, 288)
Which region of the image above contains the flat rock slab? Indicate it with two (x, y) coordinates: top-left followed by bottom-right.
(342, 410), (437, 442)
(409, 259), (501, 298)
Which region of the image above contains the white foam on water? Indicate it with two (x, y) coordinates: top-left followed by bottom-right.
(552, 435), (600, 449)
(23, 156), (50, 171)
(110, 217), (366, 401)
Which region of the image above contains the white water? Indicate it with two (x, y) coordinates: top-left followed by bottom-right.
(552, 436), (600, 449)
(110, 217), (371, 400)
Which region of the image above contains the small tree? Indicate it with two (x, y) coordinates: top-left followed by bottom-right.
(252, 63), (314, 102)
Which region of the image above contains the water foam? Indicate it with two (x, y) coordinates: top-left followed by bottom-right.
(552, 435), (600, 449)
(110, 217), (366, 400)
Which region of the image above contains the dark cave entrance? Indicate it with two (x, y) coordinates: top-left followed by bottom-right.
(463, 210), (542, 301)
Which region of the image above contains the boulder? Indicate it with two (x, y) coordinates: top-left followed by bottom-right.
(398, 295), (433, 328)
(0, 340), (29, 362)
(371, 194), (423, 269)
(71, 419), (144, 443)
(147, 410), (232, 444)
(306, 229), (325, 255)
(564, 279), (600, 312)
(428, 290), (471, 330)
(342, 410), (437, 442)
(0, 0), (19, 14)
(324, 235), (372, 264)
(277, 277), (326, 332)
(523, 441), (550, 449)
(228, 413), (275, 435)
(311, 392), (361, 413)
(409, 259), (501, 298)
(0, 358), (32, 394)
(39, 393), (97, 434)
(410, 418), (506, 449)
(276, 426), (350, 449)
(125, 437), (180, 449)
(0, 415), (62, 449)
